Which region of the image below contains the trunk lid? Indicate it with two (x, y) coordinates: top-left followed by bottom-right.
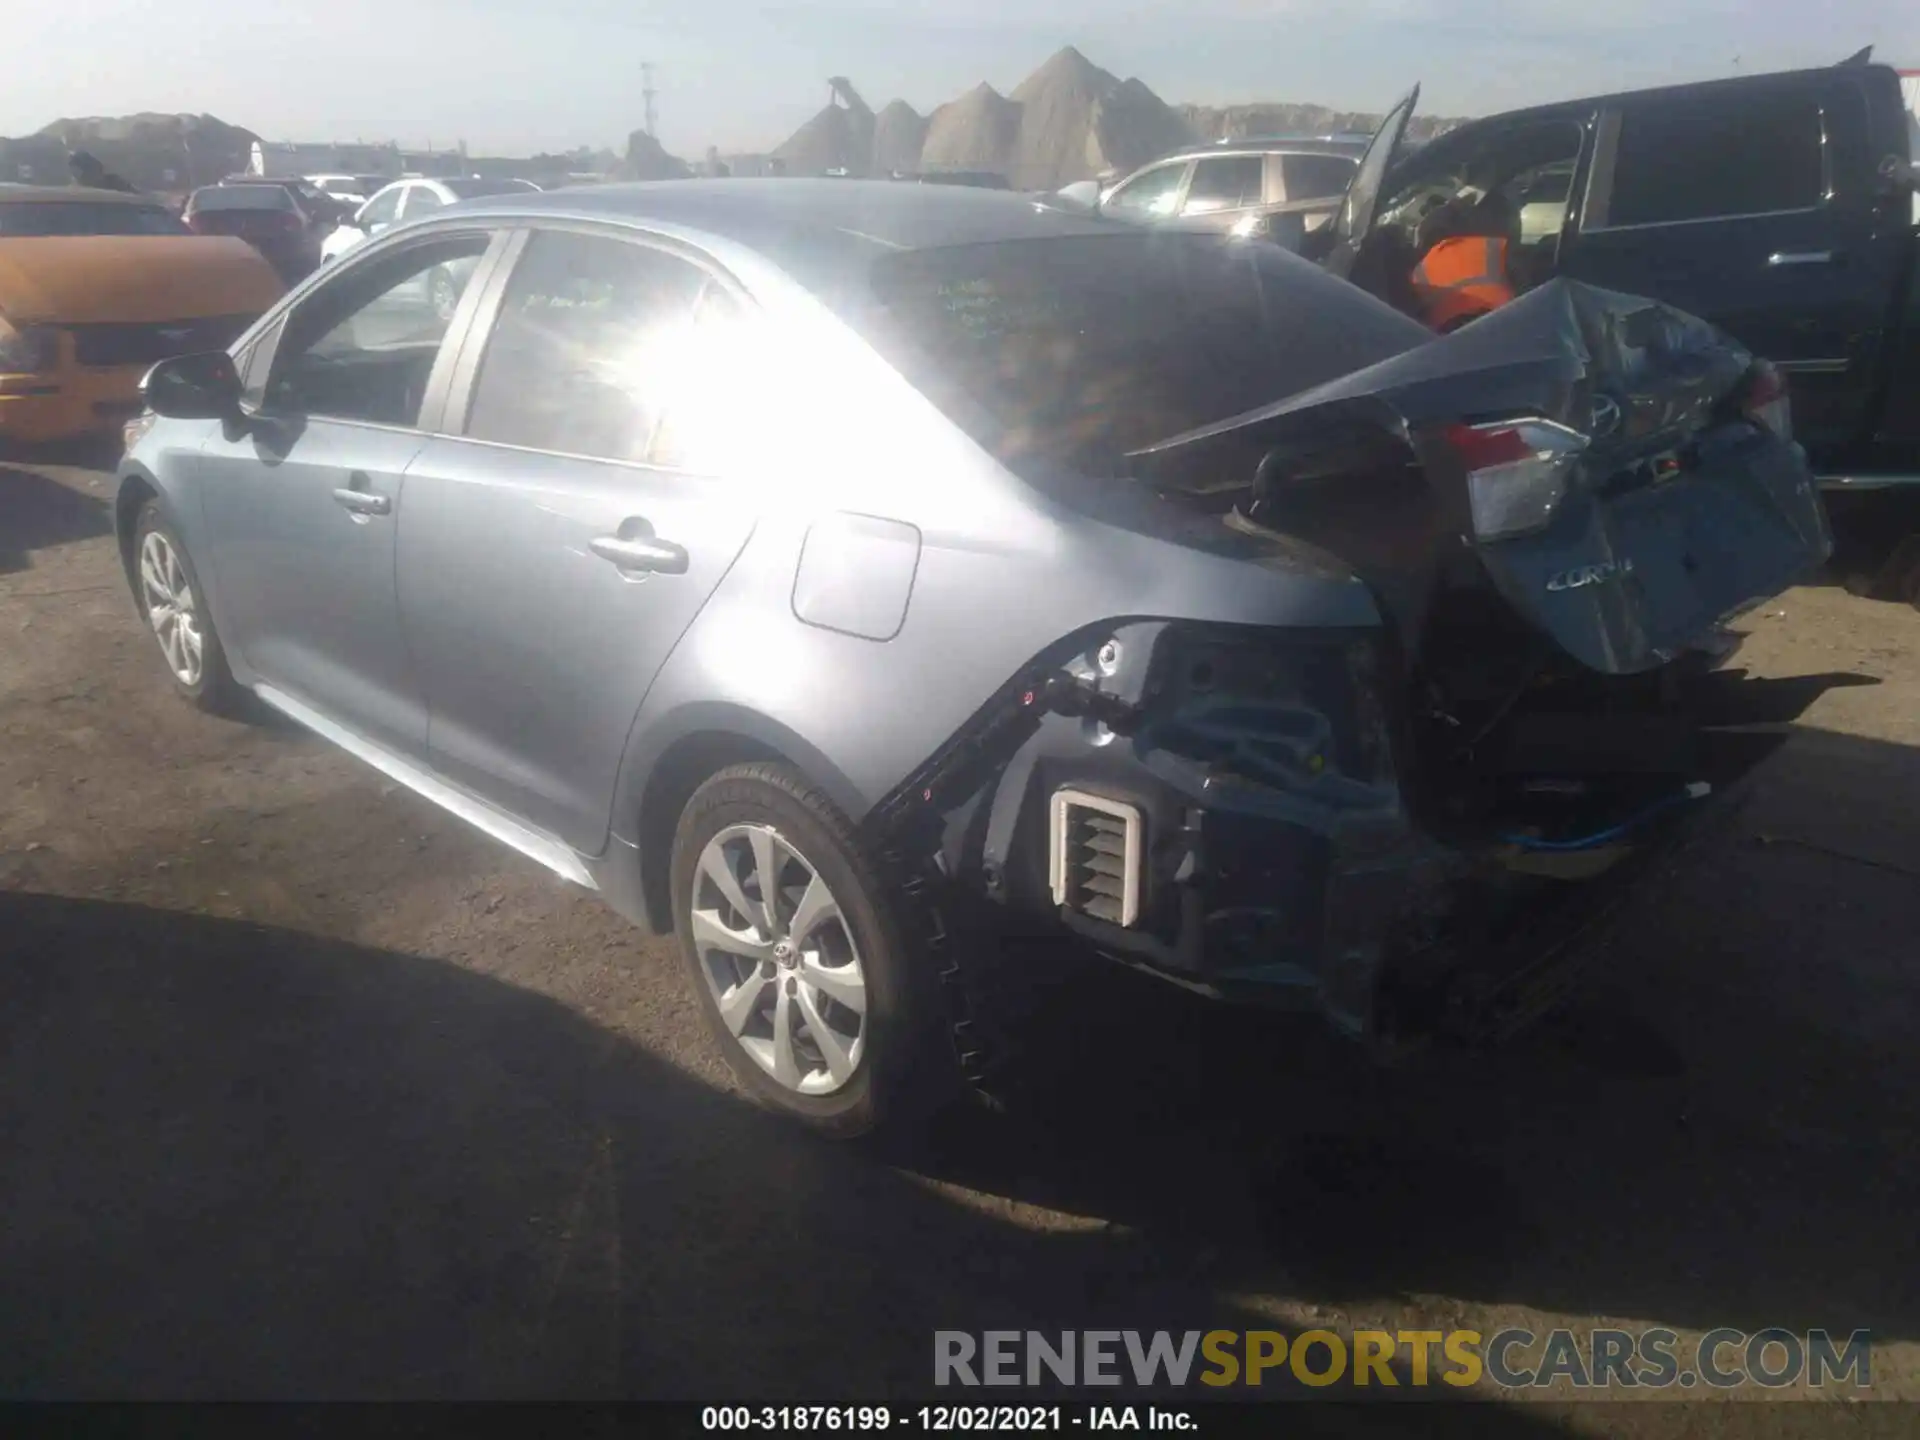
(1127, 279), (1831, 676)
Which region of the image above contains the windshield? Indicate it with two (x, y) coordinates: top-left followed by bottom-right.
(441, 177), (538, 199)
(193, 186), (294, 212)
(849, 232), (1430, 473)
(0, 201), (189, 236)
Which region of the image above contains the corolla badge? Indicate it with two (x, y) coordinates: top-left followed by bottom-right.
(1547, 558), (1635, 592)
(1589, 393), (1623, 438)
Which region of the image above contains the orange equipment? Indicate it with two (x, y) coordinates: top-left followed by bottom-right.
(1409, 234), (1516, 333)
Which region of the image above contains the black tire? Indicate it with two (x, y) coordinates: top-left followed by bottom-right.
(1883, 534), (1920, 611)
(131, 500), (241, 714)
(669, 762), (954, 1138)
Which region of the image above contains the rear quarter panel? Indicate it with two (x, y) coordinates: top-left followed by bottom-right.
(604, 246), (1383, 845)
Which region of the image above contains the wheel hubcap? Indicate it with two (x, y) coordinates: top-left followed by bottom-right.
(139, 531), (203, 687)
(690, 823), (867, 1096)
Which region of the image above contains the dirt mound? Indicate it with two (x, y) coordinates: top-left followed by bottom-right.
(11, 112), (257, 191)
(623, 130), (692, 181)
(1004, 46), (1194, 190)
(1181, 101), (1467, 145)
(870, 100), (929, 176)
(920, 82), (1022, 178)
(776, 101), (875, 175)
(1092, 76), (1197, 181)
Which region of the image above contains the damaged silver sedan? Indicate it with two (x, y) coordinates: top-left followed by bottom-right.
(115, 181), (1829, 1136)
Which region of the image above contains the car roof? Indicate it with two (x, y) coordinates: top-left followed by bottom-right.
(444, 178), (1120, 264)
(1423, 60), (1898, 140)
(0, 184), (157, 205)
(1163, 136), (1368, 160)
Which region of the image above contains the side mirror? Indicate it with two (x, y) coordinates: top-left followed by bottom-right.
(142, 351), (242, 421)
(351, 203), (377, 232)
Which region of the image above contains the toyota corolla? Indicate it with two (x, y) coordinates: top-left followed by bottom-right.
(114, 181), (1828, 1135)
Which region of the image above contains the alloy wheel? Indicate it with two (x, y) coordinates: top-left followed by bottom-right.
(690, 823), (868, 1096)
(429, 268), (459, 322)
(139, 530), (204, 687)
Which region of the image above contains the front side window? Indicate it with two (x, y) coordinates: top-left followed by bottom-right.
(1183, 156), (1266, 215)
(464, 229), (709, 462)
(1605, 88), (1826, 227)
(263, 234), (492, 426)
(1104, 162), (1187, 219)
(1282, 152), (1358, 201)
(403, 186), (445, 218)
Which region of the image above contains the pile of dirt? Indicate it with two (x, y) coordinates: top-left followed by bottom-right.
(775, 103), (874, 175)
(623, 130), (692, 181)
(870, 100), (929, 176)
(1090, 75), (1198, 183)
(1181, 100), (1467, 145)
(2, 112), (257, 191)
(919, 82), (1023, 177)
(1005, 46), (1192, 190)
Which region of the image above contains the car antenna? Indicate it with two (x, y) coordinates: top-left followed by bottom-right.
(1837, 45), (1873, 66)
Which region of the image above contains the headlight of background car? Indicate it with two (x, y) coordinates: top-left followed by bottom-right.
(0, 318), (57, 374)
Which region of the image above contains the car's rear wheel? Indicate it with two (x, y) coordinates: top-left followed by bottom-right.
(133, 501), (239, 713)
(669, 762), (950, 1138)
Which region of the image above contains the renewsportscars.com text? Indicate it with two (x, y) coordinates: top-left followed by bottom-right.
(933, 1328), (1873, 1391)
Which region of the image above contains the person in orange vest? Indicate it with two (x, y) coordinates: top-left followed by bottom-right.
(1408, 191), (1518, 333)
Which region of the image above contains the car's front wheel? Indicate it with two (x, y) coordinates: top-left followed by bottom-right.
(133, 500), (239, 712)
(669, 762), (949, 1138)
(427, 265), (463, 322)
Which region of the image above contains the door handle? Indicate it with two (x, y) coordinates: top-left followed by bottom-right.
(332, 474), (391, 519)
(590, 533), (688, 575)
(1767, 250), (1834, 267)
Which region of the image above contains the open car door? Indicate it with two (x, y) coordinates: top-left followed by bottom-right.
(1320, 85), (1419, 281)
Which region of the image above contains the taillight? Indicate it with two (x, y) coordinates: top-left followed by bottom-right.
(1439, 418), (1588, 543)
(1742, 362), (1791, 440)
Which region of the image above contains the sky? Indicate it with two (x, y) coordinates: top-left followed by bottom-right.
(7, 0), (1919, 159)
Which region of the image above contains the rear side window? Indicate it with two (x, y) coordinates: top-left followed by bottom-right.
(1105, 162), (1187, 218)
(360, 188), (403, 227)
(1281, 152), (1357, 201)
(465, 229), (708, 462)
(851, 232), (1431, 475)
(1184, 156), (1265, 214)
(1605, 88), (1825, 227)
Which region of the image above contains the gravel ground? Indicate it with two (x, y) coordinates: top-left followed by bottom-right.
(4, 453), (1919, 1432)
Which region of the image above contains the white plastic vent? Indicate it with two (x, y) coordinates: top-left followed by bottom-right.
(1048, 789), (1144, 929)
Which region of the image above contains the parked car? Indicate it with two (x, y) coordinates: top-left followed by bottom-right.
(1316, 55), (1920, 603)
(1071, 137), (1365, 245)
(219, 173), (356, 229)
(305, 173), (393, 209)
(116, 181), (1825, 1135)
(184, 182), (325, 284)
(0, 184), (282, 445)
(320, 176), (543, 266)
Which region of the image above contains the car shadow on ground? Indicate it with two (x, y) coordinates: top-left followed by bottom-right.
(0, 889), (1576, 1429)
(0, 462), (115, 575)
(900, 717), (1920, 1351)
